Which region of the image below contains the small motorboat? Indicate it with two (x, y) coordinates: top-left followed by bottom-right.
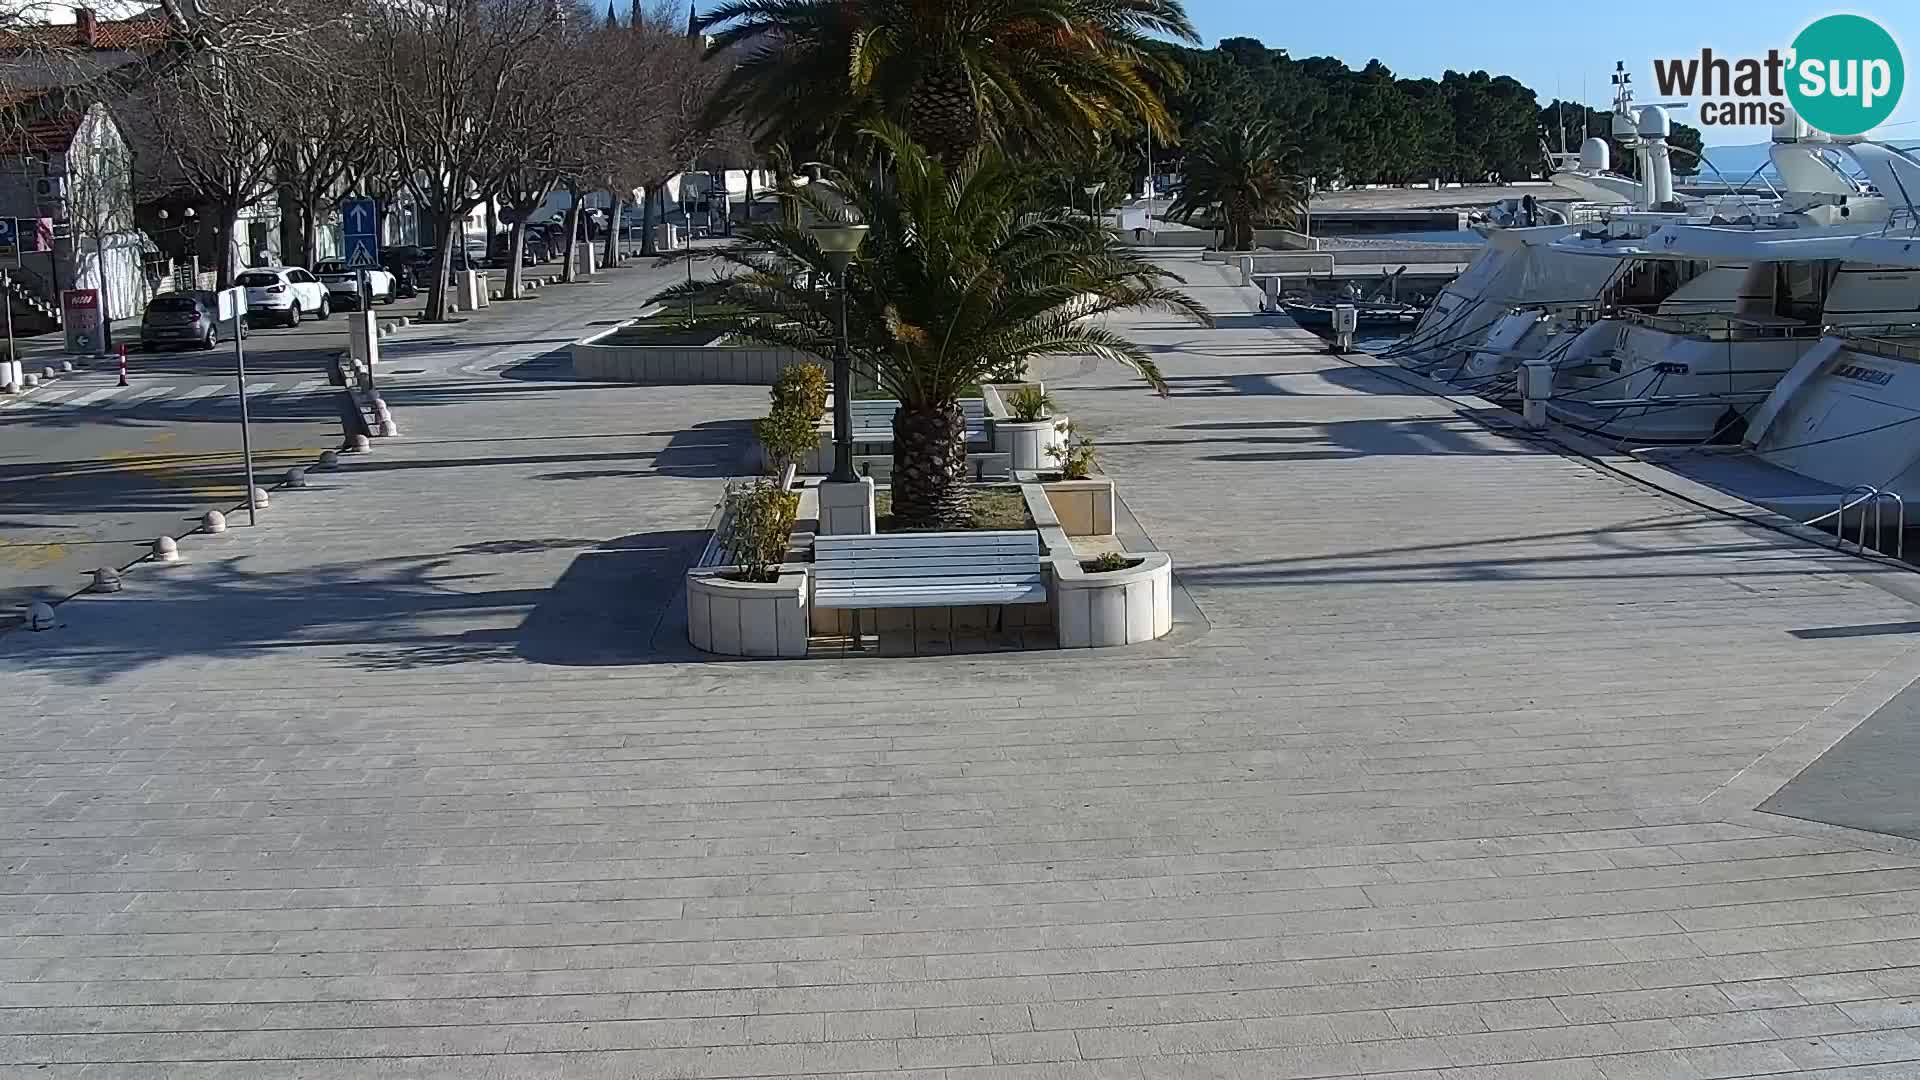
(1278, 297), (1424, 329)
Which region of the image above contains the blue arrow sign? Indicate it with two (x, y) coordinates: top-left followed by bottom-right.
(342, 198), (379, 268)
(0, 218), (18, 260)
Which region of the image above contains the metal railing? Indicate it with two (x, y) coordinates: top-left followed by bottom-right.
(1835, 324), (1920, 363)
(1824, 485), (1907, 558)
(1620, 310), (1826, 342)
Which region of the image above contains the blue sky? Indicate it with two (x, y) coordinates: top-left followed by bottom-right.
(1184, 1), (1919, 146)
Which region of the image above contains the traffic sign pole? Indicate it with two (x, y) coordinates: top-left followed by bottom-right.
(235, 311), (256, 527)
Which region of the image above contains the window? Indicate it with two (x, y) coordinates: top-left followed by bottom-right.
(236, 272), (278, 287)
(148, 296), (197, 312)
(315, 262), (344, 274)
(289, 270), (314, 284)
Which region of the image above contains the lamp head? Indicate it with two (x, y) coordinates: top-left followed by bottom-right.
(810, 222), (868, 272)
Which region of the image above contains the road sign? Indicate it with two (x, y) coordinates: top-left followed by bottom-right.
(62, 289), (101, 356)
(216, 287), (246, 324)
(343, 197), (379, 269)
(0, 219), (17, 260)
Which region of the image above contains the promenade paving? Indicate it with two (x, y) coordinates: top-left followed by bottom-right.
(5, 255), (1920, 1077)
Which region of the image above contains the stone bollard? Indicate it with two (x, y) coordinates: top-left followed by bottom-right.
(203, 510), (226, 533)
(348, 434), (372, 453)
(41, 366), (55, 381)
(60, 360), (73, 373)
(379, 417), (399, 437)
(317, 450), (339, 469)
(27, 601), (55, 631)
(153, 535), (179, 562)
(251, 486), (270, 509)
(91, 567), (122, 593)
(22, 372), (37, 388)
(286, 467), (308, 488)
(2, 382), (14, 394)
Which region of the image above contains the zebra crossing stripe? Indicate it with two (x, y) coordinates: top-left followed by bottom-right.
(170, 383), (228, 405)
(66, 386), (127, 407)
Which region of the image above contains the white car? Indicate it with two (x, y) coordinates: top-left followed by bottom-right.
(237, 267), (330, 327)
(313, 260), (398, 309)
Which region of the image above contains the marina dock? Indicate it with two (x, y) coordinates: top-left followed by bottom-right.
(8, 260), (1920, 1076)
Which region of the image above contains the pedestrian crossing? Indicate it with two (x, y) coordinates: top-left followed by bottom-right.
(1, 376), (334, 416)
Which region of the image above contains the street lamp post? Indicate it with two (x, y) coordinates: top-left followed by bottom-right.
(809, 222), (869, 484)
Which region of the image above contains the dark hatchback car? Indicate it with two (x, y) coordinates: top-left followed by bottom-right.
(140, 291), (245, 351)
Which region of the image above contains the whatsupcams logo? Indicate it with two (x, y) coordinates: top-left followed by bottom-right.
(1651, 14), (1904, 135)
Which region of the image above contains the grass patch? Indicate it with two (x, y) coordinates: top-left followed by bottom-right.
(875, 485), (1034, 533)
(603, 303), (746, 347)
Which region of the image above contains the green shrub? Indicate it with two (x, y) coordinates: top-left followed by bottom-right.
(770, 363), (829, 418)
(1082, 552), (1134, 573)
(1005, 386), (1054, 423)
(757, 364), (830, 473)
(1050, 421), (1096, 479)
(721, 480), (799, 582)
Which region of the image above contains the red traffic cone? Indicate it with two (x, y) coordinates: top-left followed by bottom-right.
(116, 345), (128, 387)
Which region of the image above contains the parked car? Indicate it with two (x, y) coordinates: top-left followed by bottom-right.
(386, 243), (483, 283)
(139, 291), (246, 351)
(377, 254), (419, 298)
(237, 267), (330, 327)
(487, 231), (550, 266)
(313, 259), (398, 308)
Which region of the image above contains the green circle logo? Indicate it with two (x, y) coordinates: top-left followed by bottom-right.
(1787, 14), (1904, 136)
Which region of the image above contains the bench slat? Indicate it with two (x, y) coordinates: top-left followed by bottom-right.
(816, 584), (1048, 608)
(815, 566), (1042, 583)
(818, 530), (1037, 550)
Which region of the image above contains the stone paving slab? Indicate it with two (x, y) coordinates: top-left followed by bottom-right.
(5, 256), (1920, 1076)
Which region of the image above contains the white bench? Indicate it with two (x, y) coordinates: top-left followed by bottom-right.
(813, 531), (1047, 616)
(847, 399), (990, 447)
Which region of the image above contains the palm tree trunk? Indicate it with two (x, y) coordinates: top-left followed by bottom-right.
(891, 403), (972, 529)
(907, 59), (979, 167)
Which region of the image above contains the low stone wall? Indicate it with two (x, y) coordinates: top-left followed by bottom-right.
(1043, 478), (1115, 537)
(1053, 554), (1174, 648)
(686, 568), (810, 658)
(572, 322), (815, 385)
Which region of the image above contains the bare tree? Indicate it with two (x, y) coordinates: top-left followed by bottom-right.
(370, 0), (562, 321)
(141, 55), (283, 286)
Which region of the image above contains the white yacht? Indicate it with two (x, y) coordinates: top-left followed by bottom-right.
(1391, 69), (1785, 376)
(1645, 210), (1920, 533)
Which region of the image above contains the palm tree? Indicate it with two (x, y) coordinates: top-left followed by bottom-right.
(651, 124), (1209, 528)
(1167, 120), (1306, 251)
(698, 0), (1197, 167)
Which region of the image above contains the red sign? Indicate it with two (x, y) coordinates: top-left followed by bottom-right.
(65, 289), (98, 309)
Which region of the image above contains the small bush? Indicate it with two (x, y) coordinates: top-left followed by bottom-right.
(1050, 421), (1096, 479)
(770, 363), (829, 418)
(756, 364), (830, 474)
(1005, 386), (1053, 422)
(1082, 552), (1135, 573)
(721, 480), (799, 582)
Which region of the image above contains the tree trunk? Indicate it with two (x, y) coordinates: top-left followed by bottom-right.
(303, 194), (322, 268)
(601, 191), (622, 269)
(425, 213), (457, 321)
(560, 185), (583, 284)
(639, 184), (657, 256)
(215, 202), (240, 289)
(890, 403), (971, 529)
(743, 169), (754, 228)
(906, 60), (980, 167)
(777, 164), (798, 229)
(505, 218), (526, 299)
(485, 198), (498, 254)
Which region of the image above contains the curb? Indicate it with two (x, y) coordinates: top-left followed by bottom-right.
(0, 356), (93, 410)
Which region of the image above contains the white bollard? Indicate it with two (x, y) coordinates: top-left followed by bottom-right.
(378, 418), (399, 437)
(59, 360), (73, 373)
(317, 450), (339, 469)
(348, 434), (372, 453)
(285, 467), (308, 488)
(22, 373), (37, 388)
(91, 567), (122, 593)
(203, 510), (226, 533)
(41, 366), (55, 381)
(251, 486), (270, 509)
(26, 601), (55, 631)
(153, 535), (179, 562)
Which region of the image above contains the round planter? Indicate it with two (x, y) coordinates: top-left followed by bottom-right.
(686, 567), (809, 658)
(994, 416), (1066, 472)
(1051, 552), (1173, 648)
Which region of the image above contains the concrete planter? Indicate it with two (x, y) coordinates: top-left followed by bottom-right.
(1042, 477), (1115, 537)
(572, 321), (815, 385)
(1052, 553), (1174, 648)
(994, 416), (1066, 472)
(686, 567), (810, 658)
